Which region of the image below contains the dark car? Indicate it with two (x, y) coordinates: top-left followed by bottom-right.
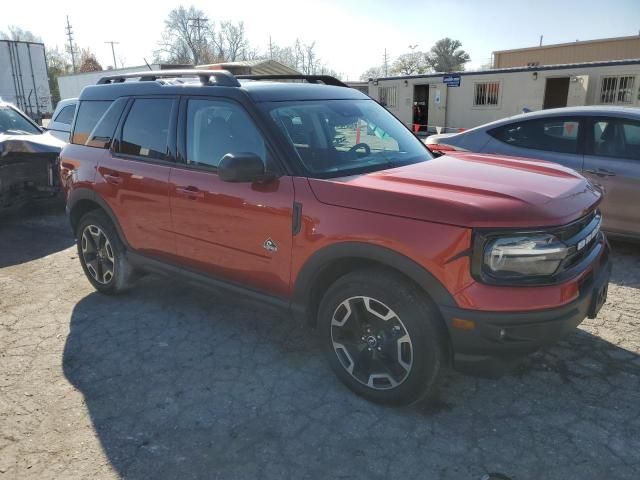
(59, 70), (610, 405)
(0, 101), (65, 212)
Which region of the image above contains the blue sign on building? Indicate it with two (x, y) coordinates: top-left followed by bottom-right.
(443, 74), (461, 87)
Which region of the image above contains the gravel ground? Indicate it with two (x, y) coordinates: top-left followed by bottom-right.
(1, 207), (639, 480)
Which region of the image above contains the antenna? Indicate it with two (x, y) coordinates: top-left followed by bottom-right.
(143, 58), (152, 71)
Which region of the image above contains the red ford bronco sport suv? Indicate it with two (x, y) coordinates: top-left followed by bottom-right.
(59, 70), (611, 405)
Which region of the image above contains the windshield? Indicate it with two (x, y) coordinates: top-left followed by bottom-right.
(0, 106), (41, 135)
(266, 99), (432, 178)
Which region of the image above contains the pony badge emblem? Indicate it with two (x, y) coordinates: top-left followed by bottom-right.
(263, 238), (278, 253)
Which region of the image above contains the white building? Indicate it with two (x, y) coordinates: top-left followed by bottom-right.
(368, 59), (640, 133)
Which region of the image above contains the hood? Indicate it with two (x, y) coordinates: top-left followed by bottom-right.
(308, 152), (602, 228)
(0, 132), (65, 158)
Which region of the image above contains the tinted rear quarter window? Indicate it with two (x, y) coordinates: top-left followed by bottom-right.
(118, 98), (174, 160)
(489, 117), (580, 154)
(72, 101), (112, 145)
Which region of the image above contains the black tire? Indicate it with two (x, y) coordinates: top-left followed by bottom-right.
(318, 268), (447, 406)
(76, 210), (136, 295)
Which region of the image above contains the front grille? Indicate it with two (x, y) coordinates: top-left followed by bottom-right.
(557, 211), (602, 273)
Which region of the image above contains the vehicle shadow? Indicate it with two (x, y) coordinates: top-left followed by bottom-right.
(63, 275), (640, 479)
(0, 203), (72, 268)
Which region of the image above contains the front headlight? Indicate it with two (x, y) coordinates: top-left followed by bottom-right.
(483, 234), (568, 278)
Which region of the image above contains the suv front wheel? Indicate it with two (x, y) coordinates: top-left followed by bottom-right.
(76, 210), (135, 294)
(319, 268), (446, 405)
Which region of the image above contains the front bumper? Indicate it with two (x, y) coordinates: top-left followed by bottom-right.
(440, 238), (611, 371)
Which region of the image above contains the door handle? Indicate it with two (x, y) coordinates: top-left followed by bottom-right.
(102, 172), (123, 185)
(584, 168), (615, 177)
(175, 186), (204, 199)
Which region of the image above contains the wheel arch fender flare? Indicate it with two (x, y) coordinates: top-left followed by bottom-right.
(291, 242), (457, 324)
(67, 188), (130, 248)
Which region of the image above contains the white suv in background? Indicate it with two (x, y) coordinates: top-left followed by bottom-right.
(47, 98), (77, 142)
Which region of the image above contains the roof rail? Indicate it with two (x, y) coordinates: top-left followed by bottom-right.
(236, 74), (348, 88)
(96, 69), (241, 87)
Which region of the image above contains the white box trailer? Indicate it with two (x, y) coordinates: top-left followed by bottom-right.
(0, 40), (52, 121)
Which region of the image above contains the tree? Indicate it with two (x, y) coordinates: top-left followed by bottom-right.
(155, 5), (215, 65)
(269, 38), (333, 76)
(215, 21), (248, 62)
(425, 38), (470, 72)
(46, 47), (72, 106)
(0, 26), (42, 42)
(359, 66), (386, 81)
(78, 49), (102, 73)
(391, 51), (430, 76)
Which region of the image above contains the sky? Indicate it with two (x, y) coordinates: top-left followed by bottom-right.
(2, 0), (640, 80)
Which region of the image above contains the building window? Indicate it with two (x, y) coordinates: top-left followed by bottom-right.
(600, 75), (635, 104)
(379, 86), (397, 108)
(473, 81), (500, 106)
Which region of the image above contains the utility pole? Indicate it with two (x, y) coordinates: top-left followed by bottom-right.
(269, 35), (273, 59)
(539, 35), (543, 47)
(65, 16), (77, 73)
(188, 16), (208, 64)
(383, 48), (389, 77)
(105, 41), (120, 69)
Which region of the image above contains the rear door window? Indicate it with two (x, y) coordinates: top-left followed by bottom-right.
(588, 117), (640, 160)
(117, 98), (174, 161)
(71, 101), (111, 145)
(489, 117), (581, 154)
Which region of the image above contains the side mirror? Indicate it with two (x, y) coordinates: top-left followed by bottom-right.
(218, 152), (272, 183)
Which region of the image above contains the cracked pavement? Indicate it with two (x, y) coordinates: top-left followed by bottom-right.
(1, 207), (639, 480)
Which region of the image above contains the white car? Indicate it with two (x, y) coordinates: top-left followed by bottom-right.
(47, 98), (77, 142)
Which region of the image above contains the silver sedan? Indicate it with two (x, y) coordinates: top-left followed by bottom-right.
(426, 106), (640, 239)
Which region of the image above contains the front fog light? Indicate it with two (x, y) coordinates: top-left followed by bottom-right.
(484, 234), (568, 277)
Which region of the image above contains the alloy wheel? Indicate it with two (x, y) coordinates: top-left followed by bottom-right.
(81, 225), (115, 285)
(331, 296), (414, 390)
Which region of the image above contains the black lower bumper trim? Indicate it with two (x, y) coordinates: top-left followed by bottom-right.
(440, 242), (612, 370)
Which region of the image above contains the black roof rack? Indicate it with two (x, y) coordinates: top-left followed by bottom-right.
(236, 74), (348, 88)
(96, 69), (241, 87)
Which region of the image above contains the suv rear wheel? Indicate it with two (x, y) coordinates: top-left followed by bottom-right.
(318, 268), (446, 405)
(76, 210), (135, 294)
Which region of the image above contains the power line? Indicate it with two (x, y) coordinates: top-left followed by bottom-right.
(105, 41), (120, 69)
(383, 48), (389, 77)
(65, 16), (78, 73)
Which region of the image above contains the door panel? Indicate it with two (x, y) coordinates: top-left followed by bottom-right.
(583, 117), (640, 236)
(95, 156), (176, 259)
(95, 96), (178, 259)
(427, 84), (447, 132)
(169, 168), (294, 296)
(170, 96), (294, 297)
